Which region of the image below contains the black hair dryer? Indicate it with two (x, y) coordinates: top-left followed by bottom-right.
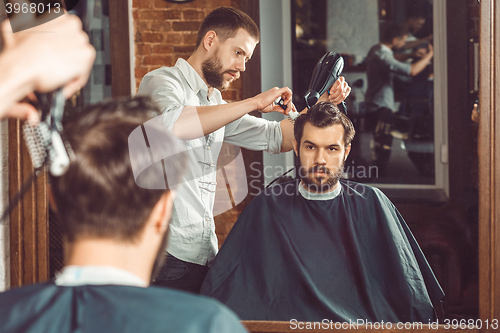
(304, 51), (347, 114)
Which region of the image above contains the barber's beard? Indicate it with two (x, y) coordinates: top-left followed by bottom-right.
(150, 225), (170, 283)
(201, 52), (238, 91)
(297, 154), (346, 193)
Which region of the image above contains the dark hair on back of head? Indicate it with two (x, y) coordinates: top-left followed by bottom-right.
(294, 102), (355, 148)
(195, 6), (259, 49)
(380, 22), (408, 43)
(50, 96), (186, 243)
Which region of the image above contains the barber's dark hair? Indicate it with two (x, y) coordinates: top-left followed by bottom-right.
(51, 97), (186, 243)
(195, 7), (259, 49)
(380, 22), (409, 43)
(294, 102), (355, 148)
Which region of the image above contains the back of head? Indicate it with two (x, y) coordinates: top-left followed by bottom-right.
(380, 22), (408, 43)
(195, 6), (259, 49)
(294, 102), (355, 147)
(50, 97), (186, 243)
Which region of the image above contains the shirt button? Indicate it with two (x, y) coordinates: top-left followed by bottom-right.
(206, 146), (211, 150)
(205, 217), (210, 221)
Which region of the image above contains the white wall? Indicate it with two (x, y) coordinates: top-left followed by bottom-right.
(327, 0), (379, 64)
(259, 0), (295, 186)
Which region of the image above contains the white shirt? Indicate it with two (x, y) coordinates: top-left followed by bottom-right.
(55, 266), (147, 287)
(138, 59), (283, 265)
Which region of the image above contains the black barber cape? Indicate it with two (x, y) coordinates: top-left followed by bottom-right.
(200, 179), (444, 322)
(0, 283), (247, 333)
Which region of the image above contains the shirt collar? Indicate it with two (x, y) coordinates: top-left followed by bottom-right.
(380, 43), (393, 54)
(298, 182), (342, 201)
(55, 265), (147, 288)
(175, 58), (210, 96)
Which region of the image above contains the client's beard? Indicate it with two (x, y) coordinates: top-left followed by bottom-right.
(150, 225), (170, 283)
(296, 154), (345, 193)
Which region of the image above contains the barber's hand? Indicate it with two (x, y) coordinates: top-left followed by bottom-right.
(1, 13), (95, 99)
(253, 87), (297, 115)
(426, 43), (434, 58)
(320, 76), (351, 105)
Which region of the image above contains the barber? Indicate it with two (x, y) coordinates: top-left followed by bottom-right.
(138, 7), (350, 294)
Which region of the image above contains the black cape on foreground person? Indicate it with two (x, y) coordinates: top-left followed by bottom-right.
(0, 282), (247, 333)
(200, 179), (444, 322)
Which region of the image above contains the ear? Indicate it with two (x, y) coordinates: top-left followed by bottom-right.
(293, 139), (299, 156)
(344, 144), (352, 161)
(146, 191), (174, 235)
(203, 30), (218, 51)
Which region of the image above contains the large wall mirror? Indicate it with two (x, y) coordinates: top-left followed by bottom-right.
(257, 0), (480, 326)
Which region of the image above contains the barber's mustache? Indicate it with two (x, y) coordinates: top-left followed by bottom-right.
(224, 70), (240, 79)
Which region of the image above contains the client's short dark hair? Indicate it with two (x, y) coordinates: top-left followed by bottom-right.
(51, 97), (186, 243)
(294, 102), (355, 147)
(195, 7), (259, 49)
(380, 22), (409, 43)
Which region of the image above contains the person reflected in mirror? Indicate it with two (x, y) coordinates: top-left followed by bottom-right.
(394, 9), (433, 62)
(137, 6), (350, 294)
(365, 22), (433, 177)
(0, 97), (247, 333)
(200, 102), (444, 323)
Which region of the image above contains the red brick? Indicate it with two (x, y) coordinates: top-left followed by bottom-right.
(139, 32), (164, 43)
(143, 55), (171, 66)
(135, 43), (151, 55)
(164, 32), (183, 44)
(132, 10), (139, 20)
(173, 45), (195, 54)
(134, 20), (151, 32)
(135, 67), (149, 79)
(133, 0), (153, 9)
(154, 0), (169, 8)
(182, 9), (205, 20)
(138, 10), (180, 20)
(172, 21), (202, 32)
(152, 44), (174, 54)
(151, 20), (171, 32)
(183, 32), (198, 45)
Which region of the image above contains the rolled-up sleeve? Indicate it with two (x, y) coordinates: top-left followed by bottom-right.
(137, 70), (185, 130)
(379, 52), (412, 76)
(223, 114), (283, 154)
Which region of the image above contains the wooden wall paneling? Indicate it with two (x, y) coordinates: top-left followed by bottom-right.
(479, 0), (500, 329)
(109, 0), (132, 98)
(8, 119), (48, 288)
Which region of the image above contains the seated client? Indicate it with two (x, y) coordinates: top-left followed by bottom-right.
(200, 102), (444, 322)
(0, 98), (247, 333)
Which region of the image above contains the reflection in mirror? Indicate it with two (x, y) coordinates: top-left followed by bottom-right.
(291, 0), (479, 318)
(256, 0), (478, 322)
(293, 0), (437, 185)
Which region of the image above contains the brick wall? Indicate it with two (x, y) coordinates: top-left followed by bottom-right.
(132, 0), (247, 247)
(133, 0), (241, 101)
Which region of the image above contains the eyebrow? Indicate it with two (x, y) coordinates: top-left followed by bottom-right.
(303, 140), (341, 148)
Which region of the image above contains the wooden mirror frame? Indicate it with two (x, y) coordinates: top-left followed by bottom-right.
(7, 0), (500, 332)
